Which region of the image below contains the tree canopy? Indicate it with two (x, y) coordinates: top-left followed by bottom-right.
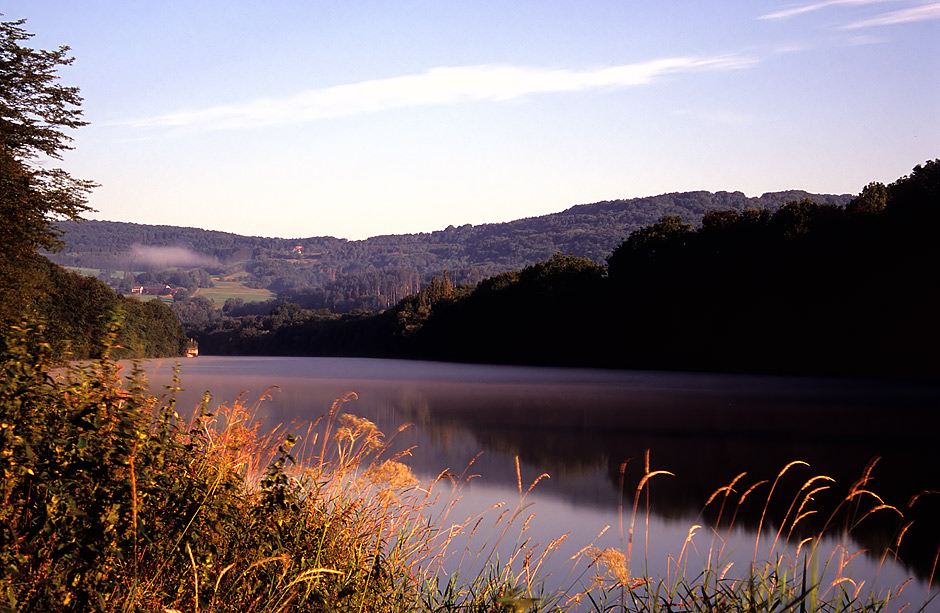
(0, 17), (94, 261)
(0, 18), (95, 332)
(0, 18), (185, 359)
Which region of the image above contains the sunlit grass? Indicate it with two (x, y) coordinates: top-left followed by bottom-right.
(1, 324), (937, 611)
(559, 454), (939, 613)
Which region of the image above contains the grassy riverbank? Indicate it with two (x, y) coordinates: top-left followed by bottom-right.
(2, 327), (936, 611)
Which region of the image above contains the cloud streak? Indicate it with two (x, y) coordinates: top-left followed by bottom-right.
(840, 2), (940, 28)
(758, 0), (893, 21)
(117, 56), (757, 132)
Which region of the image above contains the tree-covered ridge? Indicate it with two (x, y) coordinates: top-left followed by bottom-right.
(189, 160), (939, 380)
(54, 191), (848, 272)
(52, 189), (850, 313)
(57, 189), (849, 261)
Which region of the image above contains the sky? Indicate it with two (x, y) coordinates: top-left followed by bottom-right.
(4, 1), (939, 240)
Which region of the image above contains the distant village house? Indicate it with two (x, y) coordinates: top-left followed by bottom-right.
(131, 284), (175, 296)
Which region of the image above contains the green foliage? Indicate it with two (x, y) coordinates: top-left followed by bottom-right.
(605, 214), (693, 276)
(400, 253), (607, 366)
(395, 270), (462, 337)
(189, 253), (608, 366)
(886, 159), (940, 210)
(0, 17), (95, 274)
(846, 181), (888, 215)
(116, 297), (190, 358)
(0, 255), (187, 360)
(0, 19), (86, 159)
(0, 324), (170, 610)
(598, 161), (940, 378)
(0, 16), (175, 356)
(0, 326), (428, 611)
(171, 295), (220, 328)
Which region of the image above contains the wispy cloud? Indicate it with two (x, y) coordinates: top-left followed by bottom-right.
(758, 0), (892, 21)
(840, 2), (940, 28)
(116, 56), (757, 132)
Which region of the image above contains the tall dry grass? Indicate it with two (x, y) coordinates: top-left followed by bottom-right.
(2, 324), (937, 611)
(573, 453), (938, 613)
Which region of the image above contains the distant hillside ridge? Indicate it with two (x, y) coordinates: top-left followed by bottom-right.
(55, 189), (850, 272)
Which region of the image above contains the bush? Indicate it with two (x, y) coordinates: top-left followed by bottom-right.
(0, 325), (432, 611)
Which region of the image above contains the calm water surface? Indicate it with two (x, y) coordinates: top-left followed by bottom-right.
(139, 356), (940, 605)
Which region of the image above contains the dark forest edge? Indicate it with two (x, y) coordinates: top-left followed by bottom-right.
(186, 160), (939, 380)
(3, 254), (187, 360)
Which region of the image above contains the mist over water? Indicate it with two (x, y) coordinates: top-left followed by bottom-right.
(139, 356), (940, 601)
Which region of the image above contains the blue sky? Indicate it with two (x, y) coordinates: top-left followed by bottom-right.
(5, 1), (939, 240)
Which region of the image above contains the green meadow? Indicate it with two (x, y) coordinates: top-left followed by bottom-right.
(65, 267), (129, 280)
(194, 280), (276, 306)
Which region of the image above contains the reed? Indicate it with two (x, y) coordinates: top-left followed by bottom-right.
(579, 455), (938, 613)
(1, 325), (936, 611)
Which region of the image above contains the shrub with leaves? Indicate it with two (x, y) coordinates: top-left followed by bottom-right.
(0, 324), (429, 612)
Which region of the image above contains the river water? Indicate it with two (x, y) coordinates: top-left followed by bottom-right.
(138, 356), (940, 607)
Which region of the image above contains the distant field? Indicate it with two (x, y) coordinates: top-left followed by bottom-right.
(65, 268), (274, 307)
(66, 267), (132, 279)
(194, 281), (274, 306)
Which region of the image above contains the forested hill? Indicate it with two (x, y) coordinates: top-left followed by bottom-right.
(55, 189), (849, 281)
(190, 160), (940, 380)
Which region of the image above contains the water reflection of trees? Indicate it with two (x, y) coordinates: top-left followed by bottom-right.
(388, 383), (940, 581)
(147, 363), (940, 582)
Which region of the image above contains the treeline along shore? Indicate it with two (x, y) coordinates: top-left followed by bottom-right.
(10, 157), (939, 379)
(186, 161), (939, 381)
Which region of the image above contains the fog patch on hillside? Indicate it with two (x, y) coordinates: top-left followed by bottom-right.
(129, 245), (217, 270)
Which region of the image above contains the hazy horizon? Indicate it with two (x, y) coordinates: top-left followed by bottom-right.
(72, 185), (853, 242)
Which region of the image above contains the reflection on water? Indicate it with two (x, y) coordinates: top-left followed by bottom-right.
(139, 356), (940, 599)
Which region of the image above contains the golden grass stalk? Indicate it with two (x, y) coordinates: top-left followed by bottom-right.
(18, 342), (939, 612)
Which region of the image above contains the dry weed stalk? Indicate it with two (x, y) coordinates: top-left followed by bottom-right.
(49, 356), (940, 612)
(607, 454), (938, 613)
